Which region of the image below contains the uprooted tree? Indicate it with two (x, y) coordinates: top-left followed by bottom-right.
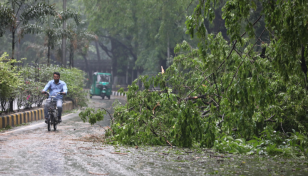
(81, 0), (308, 156)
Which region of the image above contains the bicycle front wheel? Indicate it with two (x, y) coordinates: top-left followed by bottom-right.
(47, 118), (51, 131)
(53, 117), (57, 131)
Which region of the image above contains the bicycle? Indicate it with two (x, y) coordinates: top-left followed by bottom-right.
(43, 92), (64, 131)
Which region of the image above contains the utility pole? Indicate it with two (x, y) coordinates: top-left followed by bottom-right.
(62, 0), (67, 67)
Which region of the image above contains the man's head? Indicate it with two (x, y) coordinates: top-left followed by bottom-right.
(53, 72), (60, 83)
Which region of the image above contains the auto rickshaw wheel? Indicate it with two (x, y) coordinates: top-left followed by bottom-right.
(101, 94), (105, 99)
(108, 95), (110, 100)
(90, 96), (92, 99)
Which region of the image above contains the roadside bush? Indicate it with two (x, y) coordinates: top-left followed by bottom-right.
(15, 81), (45, 110)
(19, 63), (88, 107)
(57, 66), (88, 107)
(0, 51), (87, 113)
(0, 53), (23, 113)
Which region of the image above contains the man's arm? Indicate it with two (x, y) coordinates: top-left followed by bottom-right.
(42, 81), (51, 92)
(62, 82), (68, 94)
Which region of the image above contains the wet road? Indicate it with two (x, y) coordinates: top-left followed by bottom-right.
(0, 96), (130, 176)
(0, 96), (307, 176)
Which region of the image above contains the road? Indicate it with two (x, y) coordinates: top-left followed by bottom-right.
(0, 96), (183, 176)
(0, 96), (306, 176)
(0, 96), (136, 176)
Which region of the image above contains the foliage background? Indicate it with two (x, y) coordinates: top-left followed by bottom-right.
(19, 63), (88, 108)
(0, 52), (87, 113)
(1, 0), (308, 157)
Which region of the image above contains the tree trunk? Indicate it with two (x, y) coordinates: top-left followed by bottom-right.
(11, 2), (15, 60)
(47, 45), (50, 66)
(62, 0), (67, 67)
(301, 45), (307, 75)
(126, 65), (129, 84)
(110, 38), (118, 78)
(95, 41), (101, 60)
(301, 45), (307, 89)
(131, 69), (134, 84)
(16, 36), (20, 61)
(47, 0), (50, 66)
(16, 2), (21, 62)
(69, 44), (74, 68)
(51, 53), (59, 65)
(9, 1), (16, 112)
(82, 54), (90, 77)
(131, 3), (138, 77)
(12, 28), (15, 60)
(167, 33), (170, 59)
(213, 8), (228, 40)
(72, 51), (74, 67)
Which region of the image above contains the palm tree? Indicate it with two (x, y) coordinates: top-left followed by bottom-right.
(0, 0), (55, 112)
(68, 21), (97, 74)
(62, 0), (67, 67)
(21, 9), (81, 66)
(10, 0), (55, 60)
(0, 3), (14, 37)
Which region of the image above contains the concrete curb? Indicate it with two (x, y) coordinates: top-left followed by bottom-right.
(62, 101), (74, 112)
(0, 101), (73, 128)
(112, 91), (127, 97)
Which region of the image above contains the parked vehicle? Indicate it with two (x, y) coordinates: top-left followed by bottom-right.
(90, 72), (112, 99)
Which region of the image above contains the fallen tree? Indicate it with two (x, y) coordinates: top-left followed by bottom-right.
(81, 0), (308, 157)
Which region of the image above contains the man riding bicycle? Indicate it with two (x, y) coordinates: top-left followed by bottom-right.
(42, 72), (68, 123)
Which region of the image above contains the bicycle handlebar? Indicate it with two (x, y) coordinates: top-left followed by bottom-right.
(42, 92), (65, 97)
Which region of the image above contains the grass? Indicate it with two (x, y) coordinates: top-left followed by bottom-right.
(0, 125), (12, 132)
(16, 123), (29, 127)
(4, 125), (11, 130)
(0, 123), (30, 132)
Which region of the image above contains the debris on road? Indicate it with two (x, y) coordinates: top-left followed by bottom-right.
(88, 171), (109, 175)
(111, 152), (128, 155)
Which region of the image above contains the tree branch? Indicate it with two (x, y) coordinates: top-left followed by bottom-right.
(98, 41), (113, 58)
(185, 94), (207, 100)
(202, 110), (210, 116)
(225, 28), (266, 93)
(183, 73), (212, 102)
(216, 114), (225, 129)
(264, 114), (276, 122)
(101, 35), (137, 61)
(100, 107), (113, 124)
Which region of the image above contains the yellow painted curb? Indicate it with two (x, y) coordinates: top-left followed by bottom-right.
(0, 101), (73, 128)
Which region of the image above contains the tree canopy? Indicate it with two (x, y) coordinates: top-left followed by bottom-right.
(82, 0), (197, 76)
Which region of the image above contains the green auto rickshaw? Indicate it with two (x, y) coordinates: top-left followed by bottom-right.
(90, 72), (112, 99)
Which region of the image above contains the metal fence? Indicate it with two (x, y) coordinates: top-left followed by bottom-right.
(0, 99), (46, 112)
